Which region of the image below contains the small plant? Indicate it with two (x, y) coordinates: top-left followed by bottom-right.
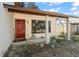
(50, 36), (56, 39)
(49, 36), (57, 48)
(31, 35), (36, 40)
(56, 38), (63, 44)
(56, 32), (66, 45)
(58, 32), (65, 37)
(50, 36), (56, 43)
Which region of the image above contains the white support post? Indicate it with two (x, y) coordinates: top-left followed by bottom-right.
(66, 18), (71, 40)
(45, 15), (50, 44)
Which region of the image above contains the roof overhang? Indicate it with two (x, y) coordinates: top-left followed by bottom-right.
(3, 4), (79, 18)
(70, 23), (79, 25)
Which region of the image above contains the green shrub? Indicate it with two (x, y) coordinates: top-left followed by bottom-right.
(58, 32), (65, 37)
(71, 35), (79, 41)
(50, 36), (56, 45)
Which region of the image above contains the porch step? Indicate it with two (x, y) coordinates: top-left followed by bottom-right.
(13, 38), (26, 42)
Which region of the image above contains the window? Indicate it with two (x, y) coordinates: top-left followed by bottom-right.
(77, 25), (79, 33)
(32, 20), (46, 33)
(48, 21), (51, 33)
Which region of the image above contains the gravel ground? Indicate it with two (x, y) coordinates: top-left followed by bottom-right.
(4, 40), (79, 57)
(31, 41), (79, 57)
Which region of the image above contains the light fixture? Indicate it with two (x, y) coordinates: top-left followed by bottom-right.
(36, 20), (38, 23)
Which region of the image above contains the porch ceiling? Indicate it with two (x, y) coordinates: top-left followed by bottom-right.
(70, 23), (79, 25)
(3, 4), (78, 18)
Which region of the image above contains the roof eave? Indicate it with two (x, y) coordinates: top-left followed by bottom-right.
(3, 4), (78, 18)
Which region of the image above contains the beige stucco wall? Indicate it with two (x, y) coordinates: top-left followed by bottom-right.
(14, 13), (67, 39)
(0, 3), (14, 56)
(14, 13), (47, 39)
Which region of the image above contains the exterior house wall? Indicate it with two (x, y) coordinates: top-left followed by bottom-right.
(14, 13), (67, 40)
(0, 3), (14, 56)
(14, 13), (48, 39)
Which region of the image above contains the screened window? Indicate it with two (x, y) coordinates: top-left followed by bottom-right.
(32, 20), (46, 33)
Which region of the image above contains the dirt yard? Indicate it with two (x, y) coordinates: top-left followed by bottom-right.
(4, 40), (79, 57)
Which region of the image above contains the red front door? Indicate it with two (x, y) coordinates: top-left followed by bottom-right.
(15, 19), (25, 41)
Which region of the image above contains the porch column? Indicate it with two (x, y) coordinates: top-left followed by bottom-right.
(66, 18), (71, 40)
(45, 15), (50, 44)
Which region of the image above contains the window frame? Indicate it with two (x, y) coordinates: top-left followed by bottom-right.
(32, 20), (46, 34)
